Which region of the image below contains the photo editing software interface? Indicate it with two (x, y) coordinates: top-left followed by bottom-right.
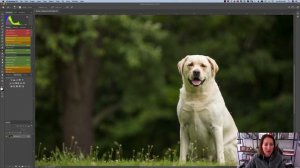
(0, 0), (300, 168)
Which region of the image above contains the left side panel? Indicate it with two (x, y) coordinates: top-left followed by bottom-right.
(0, 5), (35, 168)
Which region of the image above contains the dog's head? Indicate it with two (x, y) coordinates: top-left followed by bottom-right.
(178, 55), (219, 87)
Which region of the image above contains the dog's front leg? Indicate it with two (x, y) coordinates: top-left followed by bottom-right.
(211, 125), (225, 164)
(179, 124), (189, 163)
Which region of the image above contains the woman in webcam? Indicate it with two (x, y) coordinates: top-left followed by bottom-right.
(245, 133), (285, 168)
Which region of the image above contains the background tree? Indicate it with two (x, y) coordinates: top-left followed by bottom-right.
(36, 15), (168, 154)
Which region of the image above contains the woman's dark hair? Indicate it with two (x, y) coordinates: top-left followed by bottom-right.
(259, 134), (277, 155)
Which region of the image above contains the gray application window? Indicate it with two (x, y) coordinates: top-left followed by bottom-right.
(0, 1), (299, 168)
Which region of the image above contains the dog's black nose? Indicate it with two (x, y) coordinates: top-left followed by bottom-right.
(193, 70), (200, 77)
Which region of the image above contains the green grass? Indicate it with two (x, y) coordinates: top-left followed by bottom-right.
(36, 160), (221, 166)
(35, 137), (232, 166)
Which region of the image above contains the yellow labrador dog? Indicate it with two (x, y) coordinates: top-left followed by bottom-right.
(177, 55), (238, 165)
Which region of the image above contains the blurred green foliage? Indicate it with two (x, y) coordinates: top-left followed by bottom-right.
(35, 15), (293, 156)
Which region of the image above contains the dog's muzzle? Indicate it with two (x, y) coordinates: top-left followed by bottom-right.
(188, 70), (206, 87)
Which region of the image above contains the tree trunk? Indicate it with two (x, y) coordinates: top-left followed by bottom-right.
(59, 53), (100, 154)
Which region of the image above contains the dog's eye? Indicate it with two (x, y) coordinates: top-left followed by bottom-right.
(188, 63), (194, 67)
(201, 64), (207, 68)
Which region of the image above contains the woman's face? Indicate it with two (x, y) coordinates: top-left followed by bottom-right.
(262, 137), (274, 157)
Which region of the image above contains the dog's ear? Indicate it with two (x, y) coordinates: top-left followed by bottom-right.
(206, 56), (219, 77)
(178, 56), (188, 75)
